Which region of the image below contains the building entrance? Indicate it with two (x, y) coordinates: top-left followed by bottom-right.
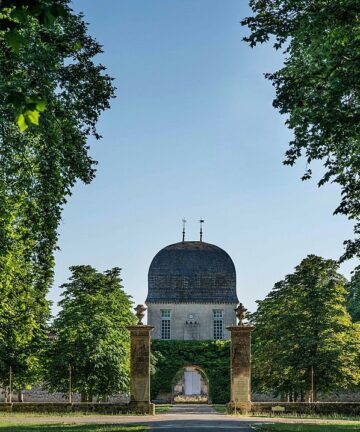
(173, 366), (208, 402)
(184, 368), (202, 395)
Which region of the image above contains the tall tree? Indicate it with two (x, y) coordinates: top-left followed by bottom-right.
(0, 0), (115, 390)
(44, 266), (135, 401)
(1, 0), (67, 128)
(241, 1), (360, 261)
(0, 322), (47, 402)
(347, 267), (360, 322)
(251, 255), (360, 400)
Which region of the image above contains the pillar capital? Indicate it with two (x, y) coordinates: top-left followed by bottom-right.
(126, 325), (154, 335)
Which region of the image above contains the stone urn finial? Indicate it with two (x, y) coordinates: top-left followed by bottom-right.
(235, 303), (247, 326)
(134, 304), (146, 325)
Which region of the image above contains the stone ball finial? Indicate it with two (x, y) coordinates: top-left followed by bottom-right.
(134, 304), (146, 325)
(235, 303), (248, 326)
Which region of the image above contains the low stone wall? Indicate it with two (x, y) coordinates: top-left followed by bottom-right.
(0, 402), (154, 415)
(250, 402), (360, 416)
(0, 386), (129, 404)
(251, 391), (360, 402)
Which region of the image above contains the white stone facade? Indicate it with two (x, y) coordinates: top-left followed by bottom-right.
(147, 302), (237, 340)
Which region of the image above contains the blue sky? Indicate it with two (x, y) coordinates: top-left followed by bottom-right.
(50, 0), (356, 314)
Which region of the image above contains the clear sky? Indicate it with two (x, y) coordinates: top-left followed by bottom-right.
(50, 0), (357, 315)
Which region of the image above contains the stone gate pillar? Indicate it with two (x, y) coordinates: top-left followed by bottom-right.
(226, 303), (254, 413)
(127, 304), (155, 415)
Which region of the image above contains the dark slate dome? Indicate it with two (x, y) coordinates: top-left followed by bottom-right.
(146, 241), (238, 304)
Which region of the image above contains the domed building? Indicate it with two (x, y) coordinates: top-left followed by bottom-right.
(146, 238), (239, 341)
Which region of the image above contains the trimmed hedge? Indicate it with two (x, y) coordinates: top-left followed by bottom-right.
(0, 402), (148, 414)
(151, 340), (230, 404)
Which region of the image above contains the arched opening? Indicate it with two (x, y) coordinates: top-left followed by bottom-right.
(172, 365), (209, 403)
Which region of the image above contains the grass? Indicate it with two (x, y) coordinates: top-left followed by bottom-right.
(253, 424), (360, 432)
(212, 404), (227, 414)
(0, 425), (146, 432)
(0, 412), (108, 417)
(247, 412), (360, 421)
(155, 404), (172, 414)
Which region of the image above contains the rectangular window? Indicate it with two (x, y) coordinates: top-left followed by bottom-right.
(161, 309), (171, 340)
(161, 309), (171, 319)
(213, 309), (224, 340)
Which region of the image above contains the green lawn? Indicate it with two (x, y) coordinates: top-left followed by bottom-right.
(0, 425), (145, 432)
(0, 413), (108, 418)
(212, 404), (227, 414)
(248, 413), (360, 422)
(254, 424), (360, 432)
(155, 404), (172, 414)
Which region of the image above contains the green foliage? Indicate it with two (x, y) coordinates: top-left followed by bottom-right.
(0, 0), (67, 127)
(251, 255), (360, 400)
(155, 404), (172, 414)
(0, 320), (48, 396)
(0, 425), (145, 432)
(241, 1), (360, 261)
(44, 266), (136, 401)
(151, 340), (230, 404)
(0, 196), (51, 393)
(254, 425), (360, 432)
(347, 268), (360, 323)
(0, 0), (115, 392)
(212, 404), (227, 413)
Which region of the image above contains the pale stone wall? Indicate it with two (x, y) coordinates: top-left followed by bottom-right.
(147, 303), (237, 340)
(0, 385), (129, 403)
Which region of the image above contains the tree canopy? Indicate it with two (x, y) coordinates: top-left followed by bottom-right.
(1, 0), (72, 129)
(0, 0), (115, 385)
(241, 1), (360, 261)
(44, 266), (135, 401)
(347, 267), (360, 322)
(251, 255), (360, 400)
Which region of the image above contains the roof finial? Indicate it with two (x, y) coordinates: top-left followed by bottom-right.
(199, 218), (205, 242)
(182, 218), (187, 242)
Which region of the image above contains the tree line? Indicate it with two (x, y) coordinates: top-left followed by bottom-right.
(0, 265), (135, 402)
(251, 255), (360, 401)
(0, 257), (359, 402)
(0, 0), (359, 403)
(0, 0), (115, 404)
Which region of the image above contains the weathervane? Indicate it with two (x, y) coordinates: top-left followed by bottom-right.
(182, 218), (187, 242)
(199, 218), (205, 242)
